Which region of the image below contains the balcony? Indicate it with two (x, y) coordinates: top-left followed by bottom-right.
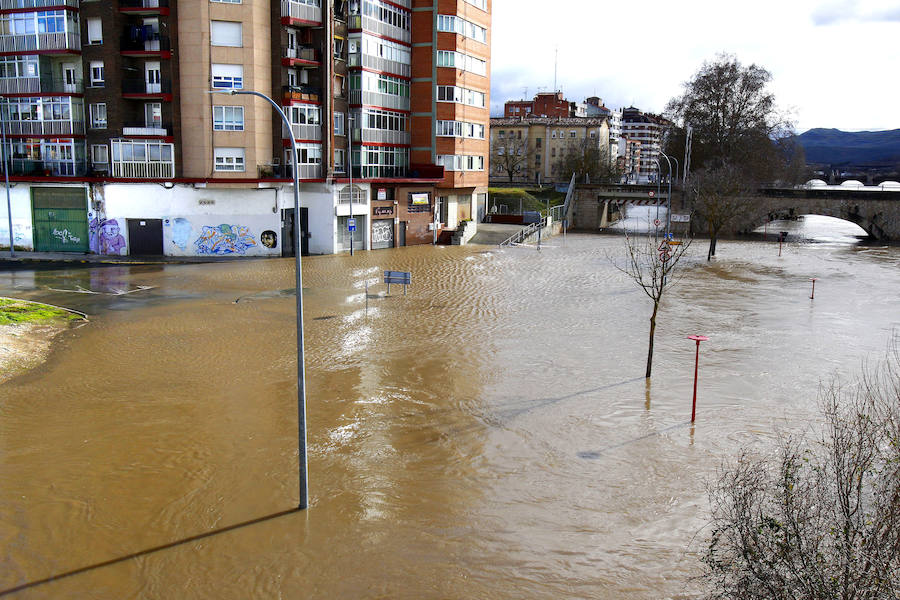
(353, 128), (410, 146)
(280, 0), (322, 26)
(6, 117), (84, 136)
(111, 139), (175, 178)
(119, 0), (170, 15)
(120, 33), (172, 58)
(281, 45), (319, 68)
(0, 31), (80, 54)
(348, 14), (410, 44)
(122, 78), (172, 100)
(9, 157), (86, 177)
(0, 0), (79, 8)
(349, 89), (409, 112)
(282, 85), (320, 104)
(122, 123), (170, 137)
(0, 76), (82, 95)
(348, 53), (410, 79)
(284, 122), (321, 141)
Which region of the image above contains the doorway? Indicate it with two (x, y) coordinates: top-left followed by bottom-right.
(126, 218), (163, 255)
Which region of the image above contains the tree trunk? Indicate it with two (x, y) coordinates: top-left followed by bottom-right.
(707, 234), (718, 261)
(646, 302), (659, 378)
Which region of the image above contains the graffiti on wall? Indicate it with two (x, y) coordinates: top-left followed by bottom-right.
(89, 209), (127, 256)
(194, 224), (258, 255)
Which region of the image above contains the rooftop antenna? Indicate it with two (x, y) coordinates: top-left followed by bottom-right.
(553, 46), (558, 92)
(522, 86), (528, 99)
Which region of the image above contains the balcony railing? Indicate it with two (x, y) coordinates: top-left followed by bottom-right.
(282, 85), (320, 104)
(0, 76), (83, 95)
(0, 31), (81, 53)
(6, 118), (84, 136)
(348, 53), (410, 78)
(122, 78), (172, 96)
(280, 0), (322, 24)
(0, 0), (78, 8)
(353, 128), (410, 146)
(9, 157), (86, 177)
(122, 123), (169, 136)
(111, 160), (173, 178)
(282, 46), (317, 61)
(348, 14), (410, 44)
(284, 122), (321, 141)
(119, 0), (169, 11)
(349, 89), (409, 112)
(120, 34), (171, 54)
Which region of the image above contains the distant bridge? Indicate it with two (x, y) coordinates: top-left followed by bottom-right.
(569, 184), (900, 241)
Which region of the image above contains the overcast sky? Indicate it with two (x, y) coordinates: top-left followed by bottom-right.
(489, 0), (900, 133)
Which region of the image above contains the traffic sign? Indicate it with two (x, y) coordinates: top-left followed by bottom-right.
(348, 218), (357, 232)
(654, 219), (661, 227)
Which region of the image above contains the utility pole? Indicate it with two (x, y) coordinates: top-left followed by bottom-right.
(2, 118), (13, 257)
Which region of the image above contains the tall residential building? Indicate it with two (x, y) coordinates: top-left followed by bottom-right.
(0, 0), (491, 256)
(503, 91), (573, 119)
(621, 106), (670, 184)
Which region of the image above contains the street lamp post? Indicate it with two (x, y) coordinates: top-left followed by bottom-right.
(348, 114), (355, 256)
(2, 118), (13, 257)
(210, 89), (308, 509)
(659, 152), (673, 238)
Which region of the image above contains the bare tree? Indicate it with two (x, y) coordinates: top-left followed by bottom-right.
(615, 230), (693, 378)
(702, 342), (900, 599)
(491, 133), (532, 183)
(554, 136), (621, 184)
(689, 164), (753, 260)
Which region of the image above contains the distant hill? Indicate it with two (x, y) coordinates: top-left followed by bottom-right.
(797, 128), (900, 166)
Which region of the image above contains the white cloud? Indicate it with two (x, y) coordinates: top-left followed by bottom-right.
(490, 0), (900, 132)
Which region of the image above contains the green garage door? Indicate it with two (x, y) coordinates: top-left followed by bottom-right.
(32, 187), (89, 252)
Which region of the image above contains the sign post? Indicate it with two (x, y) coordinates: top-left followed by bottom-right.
(348, 217), (356, 256)
(687, 335), (709, 422)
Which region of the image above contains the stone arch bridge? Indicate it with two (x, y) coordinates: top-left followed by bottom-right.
(570, 185), (900, 241)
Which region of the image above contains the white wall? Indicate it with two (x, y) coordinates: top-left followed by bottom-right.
(0, 184), (37, 251)
(298, 182), (338, 255)
(101, 184), (283, 257)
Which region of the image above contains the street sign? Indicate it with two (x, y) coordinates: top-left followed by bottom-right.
(654, 219), (661, 227)
(648, 191), (655, 198)
(348, 218), (356, 232)
(671, 214), (690, 223)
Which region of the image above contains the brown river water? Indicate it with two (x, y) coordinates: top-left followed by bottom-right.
(1, 216), (899, 599)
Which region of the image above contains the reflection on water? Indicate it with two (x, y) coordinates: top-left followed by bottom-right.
(1, 234), (899, 598)
(754, 214), (870, 244)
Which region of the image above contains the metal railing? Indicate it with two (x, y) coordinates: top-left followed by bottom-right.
(282, 46), (317, 61)
(120, 34), (171, 53)
(348, 14), (410, 44)
(349, 89), (409, 111)
(111, 159), (174, 178)
(284, 122), (322, 141)
(352, 127), (409, 146)
(122, 123), (170, 136)
(348, 53), (410, 78)
(498, 217), (548, 247)
(0, 77), (83, 95)
(280, 0), (322, 24)
(119, 0), (169, 9)
(6, 118), (84, 136)
(9, 158), (86, 177)
(0, 0), (78, 8)
(0, 31), (80, 53)
(121, 78), (172, 96)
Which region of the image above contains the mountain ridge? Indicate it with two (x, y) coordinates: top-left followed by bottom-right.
(796, 128), (900, 166)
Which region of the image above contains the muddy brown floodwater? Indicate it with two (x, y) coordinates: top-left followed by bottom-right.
(1, 218), (899, 599)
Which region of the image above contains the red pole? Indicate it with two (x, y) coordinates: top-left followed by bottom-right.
(810, 278), (817, 299)
(688, 335), (708, 422)
(779, 238), (782, 257)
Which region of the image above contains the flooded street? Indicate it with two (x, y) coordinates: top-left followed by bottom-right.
(2, 218), (899, 599)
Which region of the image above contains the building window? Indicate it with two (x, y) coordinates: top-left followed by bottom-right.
(89, 61), (104, 87)
(211, 64), (243, 89)
(86, 18), (102, 44)
(333, 36), (344, 59)
(570, 131), (576, 138)
(90, 144), (108, 165)
(89, 103), (107, 129)
(213, 105), (244, 131)
(211, 0), (241, 3)
(334, 148), (346, 173)
(334, 112), (345, 136)
(214, 147), (245, 171)
(210, 21), (242, 47)
(436, 154), (484, 172)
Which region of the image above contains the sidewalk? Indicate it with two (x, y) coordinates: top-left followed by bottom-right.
(0, 250), (264, 266)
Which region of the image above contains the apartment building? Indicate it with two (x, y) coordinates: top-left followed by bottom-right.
(503, 91), (573, 119)
(621, 106), (669, 184)
(489, 116), (609, 185)
(0, 0), (490, 256)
